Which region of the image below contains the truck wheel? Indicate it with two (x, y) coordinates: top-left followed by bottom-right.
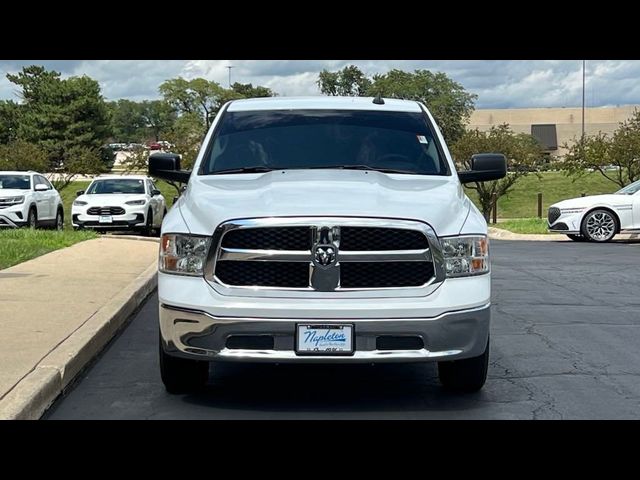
(159, 334), (209, 394)
(438, 337), (489, 392)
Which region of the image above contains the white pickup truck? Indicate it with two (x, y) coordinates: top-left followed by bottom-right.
(149, 96), (506, 394)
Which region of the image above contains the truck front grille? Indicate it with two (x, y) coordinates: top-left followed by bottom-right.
(340, 262), (434, 288)
(210, 219), (437, 291)
(221, 227), (310, 250)
(215, 261), (309, 288)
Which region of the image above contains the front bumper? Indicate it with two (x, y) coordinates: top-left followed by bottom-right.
(160, 303), (490, 363)
(72, 212), (146, 229)
(548, 210), (583, 234)
(0, 206), (27, 228)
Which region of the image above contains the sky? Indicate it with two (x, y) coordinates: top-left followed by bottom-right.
(1, 60), (639, 109)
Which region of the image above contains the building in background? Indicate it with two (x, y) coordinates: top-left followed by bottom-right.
(468, 105), (639, 157)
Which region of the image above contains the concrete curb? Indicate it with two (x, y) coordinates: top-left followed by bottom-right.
(488, 227), (568, 241)
(0, 262), (157, 420)
(489, 226), (640, 242)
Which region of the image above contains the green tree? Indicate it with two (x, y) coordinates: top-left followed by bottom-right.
(160, 77), (276, 131)
(140, 100), (177, 141)
(158, 77), (197, 115)
(6, 65), (111, 174)
(563, 110), (640, 188)
(0, 100), (21, 143)
(231, 82), (275, 98)
(108, 99), (147, 142)
(52, 146), (109, 191)
(0, 140), (49, 171)
(450, 124), (544, 221)
(317, 66), (476, 143)
(317, 65), (372, 96)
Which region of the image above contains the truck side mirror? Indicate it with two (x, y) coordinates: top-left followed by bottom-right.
(149, 153), (191, 183)
(458, 154), (507, 184)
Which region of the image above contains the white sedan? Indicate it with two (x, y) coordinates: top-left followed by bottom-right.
(72, 175), (166, 235)
(548, 179), (640, 242)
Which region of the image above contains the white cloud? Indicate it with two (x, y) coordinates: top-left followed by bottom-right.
(1, 60), (639, 109)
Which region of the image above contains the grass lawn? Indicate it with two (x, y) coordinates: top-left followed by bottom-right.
(495, 218), (550, 235)
(0, 229), (97, 270)
(464, 171), (619, 219)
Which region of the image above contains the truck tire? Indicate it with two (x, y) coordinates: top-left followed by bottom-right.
(159, 334), (209, 394)
(438, 337), (489, 392)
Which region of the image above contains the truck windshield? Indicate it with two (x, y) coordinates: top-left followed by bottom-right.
(200, 109), (450, 176)
(86, 179), (146, 194)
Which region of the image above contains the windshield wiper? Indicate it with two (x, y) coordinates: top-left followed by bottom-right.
(308, 165), (419, 175)
(210, 166), (274, 175)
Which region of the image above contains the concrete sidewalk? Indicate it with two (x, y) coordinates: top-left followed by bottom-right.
(0, 236), (158, 419)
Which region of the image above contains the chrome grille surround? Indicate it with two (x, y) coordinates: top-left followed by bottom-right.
(204, 217), (446, 299)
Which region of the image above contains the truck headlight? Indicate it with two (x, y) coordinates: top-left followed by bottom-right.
(440, 235), (489, 278)
(125, 199), (146, 206)
(73, 200), (88, 206)
(160, 233), (211, 276)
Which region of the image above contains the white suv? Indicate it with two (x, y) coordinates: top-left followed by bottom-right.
(149, 96), (506, 394)
(72, 175), (166, 235)
(0, 171), (64, 229)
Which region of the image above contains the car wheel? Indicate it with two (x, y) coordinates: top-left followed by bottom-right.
(438, 337), (489, 392)
(566, 234), (587, 242)
(581, 209), (617, 242)
(159, 333), (209, 394)
(55, 208), (64, 231)
(27, 207), (37, 229)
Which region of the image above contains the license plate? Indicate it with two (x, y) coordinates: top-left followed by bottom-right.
(296, 324), (354, 355)
(99, 215), (113, 224)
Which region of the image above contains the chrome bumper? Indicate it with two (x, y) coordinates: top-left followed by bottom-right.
(160, 303), (490, 363)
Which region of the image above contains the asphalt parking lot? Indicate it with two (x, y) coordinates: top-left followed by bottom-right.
(45, 239), (640, 419)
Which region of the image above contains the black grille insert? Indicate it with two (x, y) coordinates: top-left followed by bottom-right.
(548, 207), (561, 224)
(215, 261), (309, 288)
(340, 227), (428, 251)
(87, 206), (126, 215)
(376, 336), (424, 350)
(222, 227), (310, 250)
(341, 262), (433, 288)
(552, 222), (568, 231)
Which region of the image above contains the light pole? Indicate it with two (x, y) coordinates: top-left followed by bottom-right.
(226, 65), (234, 88)
(582, 60), (586, 141)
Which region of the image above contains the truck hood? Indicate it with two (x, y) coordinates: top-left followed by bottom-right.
(179, 169), (470, 236)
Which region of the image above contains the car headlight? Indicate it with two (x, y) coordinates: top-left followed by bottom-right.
(1, 196), (25, 205)
(125, 199), (146, 206)
(440, 235), (489, 278)
(73, 200), (88, 206)
(160, 234), (211, 276)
